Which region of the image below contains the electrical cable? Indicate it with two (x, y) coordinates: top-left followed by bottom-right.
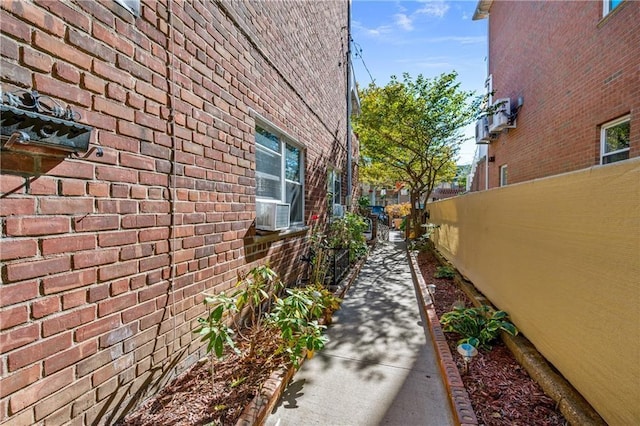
(350, 37), (375, 85)
(167, 0), (179, 363)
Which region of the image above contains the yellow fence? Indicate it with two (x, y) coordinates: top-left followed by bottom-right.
(429, 158), (640, 426)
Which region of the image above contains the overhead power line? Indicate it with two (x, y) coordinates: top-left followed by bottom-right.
(350, 37), (375, 85)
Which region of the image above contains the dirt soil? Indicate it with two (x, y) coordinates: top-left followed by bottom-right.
(119, 248), (566, 426)
(417, 248), (567, 426)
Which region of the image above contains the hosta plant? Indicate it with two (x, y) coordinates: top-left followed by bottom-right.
(440, 305), (518, 350)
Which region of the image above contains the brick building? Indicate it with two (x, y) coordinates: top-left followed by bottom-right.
(470, 0), (639, 190)
(0, 1), (356, 424)
(460, 2), (640, 423)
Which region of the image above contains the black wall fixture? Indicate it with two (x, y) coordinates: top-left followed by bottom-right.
(1, 88), (94, 154)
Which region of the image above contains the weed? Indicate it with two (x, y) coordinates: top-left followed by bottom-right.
(229, 377), (247, 388)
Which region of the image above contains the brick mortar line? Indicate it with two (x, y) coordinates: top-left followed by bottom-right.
(407, 248), (479, 426)
(214, 0), (345, 143)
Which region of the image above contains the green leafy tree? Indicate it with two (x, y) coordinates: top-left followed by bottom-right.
(354, 72), (480, 237)
(358, 160), (397, 193)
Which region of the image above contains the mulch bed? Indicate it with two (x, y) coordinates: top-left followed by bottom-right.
(417, 248), (566, 426)
(117, 327), (289, 426)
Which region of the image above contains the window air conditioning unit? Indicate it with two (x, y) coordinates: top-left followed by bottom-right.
(256, 201), (290, 231)
(475, 117), (491, 144)
(488, 98), (515, 133)
(332, 204), (345, 218)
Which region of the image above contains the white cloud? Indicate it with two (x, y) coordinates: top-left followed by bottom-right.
(393, 1), (449, 32)
(394, 0), (408, 14)
(352, 20), (393, 38)
(394, 13), (414, 31)
(392, 35), (486, 46)
(353, 2), (458, 39)
(415, 0), (450, 18)
(429, 35), (486, 45)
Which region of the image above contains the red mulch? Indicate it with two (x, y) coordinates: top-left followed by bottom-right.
(417, 248), (566, 426)
(117, 327), (289, 426)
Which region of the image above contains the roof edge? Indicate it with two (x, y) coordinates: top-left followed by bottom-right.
(472, 0), (493, 20)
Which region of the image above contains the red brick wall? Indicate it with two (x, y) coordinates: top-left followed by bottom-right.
(483, 0), (639, 187)
(0, 0), (349, 424)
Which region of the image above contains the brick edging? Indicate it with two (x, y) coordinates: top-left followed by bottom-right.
(235, 253), (368, 425)
(407, 249), (479, 426)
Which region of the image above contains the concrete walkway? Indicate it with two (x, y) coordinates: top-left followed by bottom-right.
(265, 231), (454, 426)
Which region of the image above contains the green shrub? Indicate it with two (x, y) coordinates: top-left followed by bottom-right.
(408, 234), (430, 251)
(434, 266), (455, 279)
(267, 285), (341, 367)
(440, 305), (518, 349)
(195, 265), (282, 360)
(328, 212), (368, 262)
(357, 196), (371, 216)
(195, 293), (239, 358)
(233, 265), (283, 357)
(195, 264), (340, 373)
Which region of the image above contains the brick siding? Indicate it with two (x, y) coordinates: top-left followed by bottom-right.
(480, 0), (639, 188)
(0, 0), (350, 424)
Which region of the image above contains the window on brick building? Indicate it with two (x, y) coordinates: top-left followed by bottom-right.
(114, 0), (140, 16)
(255, 125), (304, 225)
(603, 0), (623, 15)
(499, 164), (508, 186)
(485, 74), (493, 106)
(601, 115), (630, 165)
(328, 169), (342, 216)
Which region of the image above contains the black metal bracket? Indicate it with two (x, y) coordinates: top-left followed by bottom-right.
(1, 88), (94, 154)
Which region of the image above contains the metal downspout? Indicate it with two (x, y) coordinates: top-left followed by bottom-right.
(346, 0), (353, 206)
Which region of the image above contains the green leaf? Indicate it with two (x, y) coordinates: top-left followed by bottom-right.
(486, 323), (500, 332)
(492, 311), (508, 320)
(467, 337), (480, 348)
(211, 305), (224, 322)
(500, 322), (518, 336)
(214, 335), (224, 358)
(441, 305), (516, 349)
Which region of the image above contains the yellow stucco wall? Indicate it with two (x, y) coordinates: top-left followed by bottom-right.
(429, 158), (640, 426)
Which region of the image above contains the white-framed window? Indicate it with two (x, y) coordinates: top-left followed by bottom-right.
(114, 0), (140, 16)
(485, 74), (493, 106)
(255, 125), (304, 225)
(603, 0), (624, 16)
(328, 169), (342, 216)
(499, 164), (508, 186)
(601, 115), (630, 165)
(328, 169), (342, 205)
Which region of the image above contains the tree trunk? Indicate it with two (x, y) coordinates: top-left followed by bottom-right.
(409, 190), (423, 239)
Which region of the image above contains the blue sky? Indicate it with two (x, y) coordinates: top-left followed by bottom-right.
(351, 0), (488, 165)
